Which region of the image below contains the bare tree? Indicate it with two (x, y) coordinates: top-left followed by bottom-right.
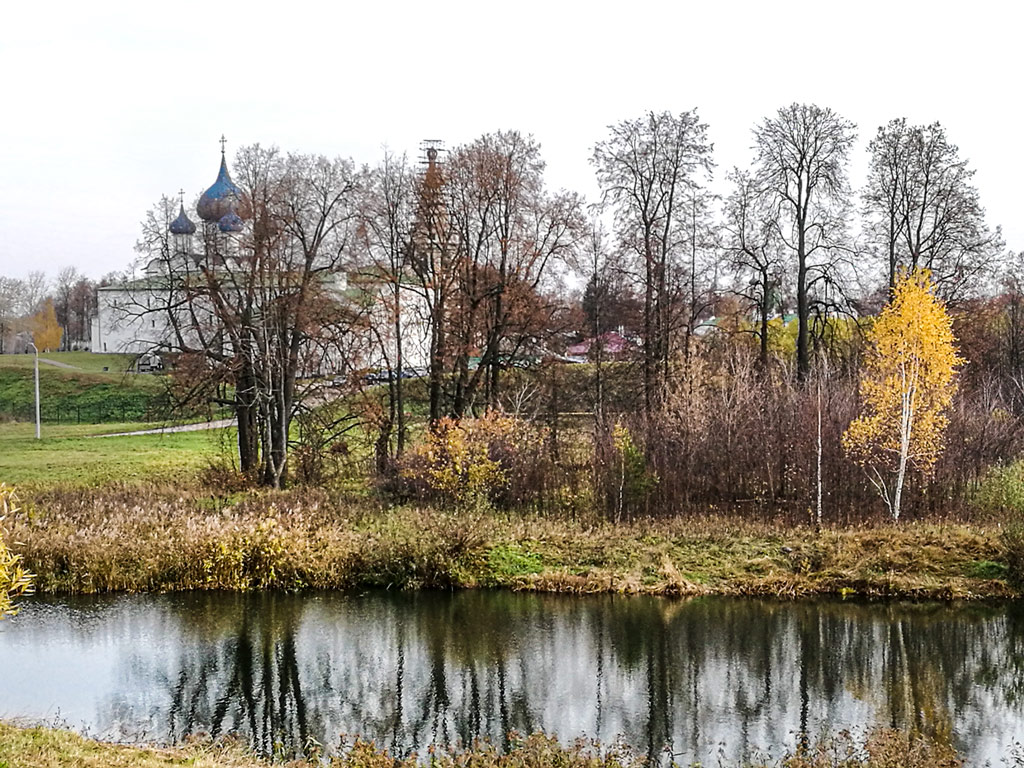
(0, 277), (24, 354)
(21, 271), (49, 316)
(864, 118), (1003, 300)
(53, 266), (83, 350)
(752, 103), (856, 379)
(133, 147), (359, 487)
(447, 131), (583, 416)
(580, 214), (614, 421)
(357, 150), (418, 464)
(68, 276), (96, 348)
(592, 110), (714, 411)
(677, 185), (719, 365)
(721, 168), (785, 369)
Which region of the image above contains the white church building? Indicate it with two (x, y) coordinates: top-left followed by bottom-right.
(91, 143), (430, 376)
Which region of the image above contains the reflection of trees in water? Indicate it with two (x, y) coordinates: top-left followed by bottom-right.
(90, 592), (1024, 764)
(156, 593), (313, 754)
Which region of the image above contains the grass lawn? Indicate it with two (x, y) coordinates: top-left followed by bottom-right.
(0, 351), (172, 424)
(0, 351), (138, 374)
(0, 421), (231, 487)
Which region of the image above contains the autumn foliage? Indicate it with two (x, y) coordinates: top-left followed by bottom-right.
(30, 297), (62, 353)
(0, 484), (33, 619)
(843, 270), (962, 520)
(398, 411), (550, 508)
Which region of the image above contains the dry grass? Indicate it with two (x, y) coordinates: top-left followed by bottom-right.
(2, 485), (1013, 599)
(0, 722), (275, 768)
(0, 724), (969, 768)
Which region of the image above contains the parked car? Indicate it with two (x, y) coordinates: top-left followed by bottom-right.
(362, 370), (393, 384)
(136, 353), (163, 373)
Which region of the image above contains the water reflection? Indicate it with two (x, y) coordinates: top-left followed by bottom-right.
(0, 592), (1022, 765)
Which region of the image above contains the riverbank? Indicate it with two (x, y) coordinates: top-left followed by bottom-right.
(0, 723), (964, 768)
(5, 485), (1014, 599)
(0, 722), (268, 767)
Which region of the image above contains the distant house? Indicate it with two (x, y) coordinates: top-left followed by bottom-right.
(566, 331), (631, 360)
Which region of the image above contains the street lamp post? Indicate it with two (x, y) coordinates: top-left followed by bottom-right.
(27, 341), (40, 439)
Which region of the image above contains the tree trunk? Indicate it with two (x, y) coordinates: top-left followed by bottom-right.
(394, 283), (406, 455)
(236, 362), (259, 477)
(760, 274), (770, 370)
(428, 292), (446, 425)
(643, 244), (655, 415)
(796, 212), (810, 380)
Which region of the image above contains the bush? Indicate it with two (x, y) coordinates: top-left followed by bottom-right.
(974, 461), (1024, 517)
(972, 462), (1024, 581)
(1002, 518), (1024, 583)
(397, 411), (551, 509)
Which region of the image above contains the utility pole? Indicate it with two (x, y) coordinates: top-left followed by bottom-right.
(27, 341), (40, 439)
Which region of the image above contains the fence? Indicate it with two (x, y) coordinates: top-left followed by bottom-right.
(0, 401), (170, 425)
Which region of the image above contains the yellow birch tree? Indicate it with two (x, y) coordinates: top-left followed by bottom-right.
(843, 269), (962, 520)
(30, 298), (63, 353)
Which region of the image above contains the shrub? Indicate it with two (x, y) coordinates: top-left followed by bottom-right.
(974, 461), (1024, 517)
(397, 411), (550, 509)
(1002, 519), (1024, 583)
(973, 463), (1024, 581)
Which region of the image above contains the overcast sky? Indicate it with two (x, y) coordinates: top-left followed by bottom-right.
(1, 0), (1020, 283)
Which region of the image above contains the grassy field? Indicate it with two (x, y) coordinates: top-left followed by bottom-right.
(0, 723), (964, 768)
(0, 351), (138, 374)
(0, 422), (231, 487)
(0, 352), (167, 424)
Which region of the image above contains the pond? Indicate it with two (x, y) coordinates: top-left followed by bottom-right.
(1, 591), (1022, 765)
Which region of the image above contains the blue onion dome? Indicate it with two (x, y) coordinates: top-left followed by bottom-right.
(168, 203), (197, 235)
(218, 211), (244, 233)
(197, 153), (245, 222)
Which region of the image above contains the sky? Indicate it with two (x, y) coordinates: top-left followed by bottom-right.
(1, 0), (1021, 282)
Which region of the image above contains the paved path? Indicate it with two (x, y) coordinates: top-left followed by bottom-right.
(37, 357), (83, 370)
(92, 419), (237, 438)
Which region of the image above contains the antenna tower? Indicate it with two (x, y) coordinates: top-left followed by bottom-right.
(419, 139), (446, 167)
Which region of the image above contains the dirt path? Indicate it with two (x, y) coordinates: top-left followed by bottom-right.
(92, 419), (237, 438)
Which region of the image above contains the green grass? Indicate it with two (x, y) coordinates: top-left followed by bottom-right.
(486, 543), (545, 579)
(0, 360), (166, 423)
(0, 422), (231, 487)
(965, 559), (1009, 579)
(0, 351), (138, 374)
(0, 421), (160, 439)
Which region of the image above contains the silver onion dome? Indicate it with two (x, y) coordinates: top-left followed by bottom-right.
(218, 211), (244, 233)
(168, 203), (197, 235)
(197, 152), (245, 223)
